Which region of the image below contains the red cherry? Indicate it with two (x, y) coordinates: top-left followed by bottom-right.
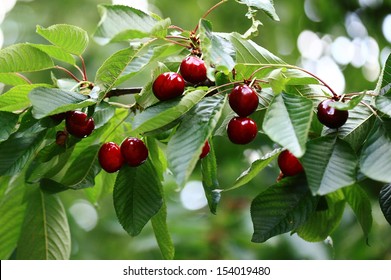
(227, 117), (258, 145)
(120, 137), (148, 167)
(180, 56), (207, 84)
(199, 141), (210, 159)
(228, 84), (259, 117)
(277, 150), (304, 177)
(65, 111), (95, 138)
(317, 99), (349, 129)
(98, 142), (124, 173)
(152, 72), (185, 101)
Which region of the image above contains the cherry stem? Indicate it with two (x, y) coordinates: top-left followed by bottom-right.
(169, 25), (185, 32)
(15, 72), (33, 84)
(54, 66), (81, 83)
(164, 38), (190, 49)
(193, 0), (228, 33)
(78, 55), (88, 81)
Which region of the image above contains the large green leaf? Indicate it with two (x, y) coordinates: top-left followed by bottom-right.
(0, 84), (51, 112)
(251, 176), (318, 243)
(342, 185), (373, 239)
(113, 162), (163, 236)
(16, 189), (71, 260)
(360, 122), (391, 183)
(0, 131), (46, 176)
(236, 0), (280, 21)
(29, 87), (96, 119)
(36, 24), (89, 55)
(0, 112), (19, 142)
(301, 136), (357, 195)
(61, 144), (101, 189)
(229, 148), (280, 191)
(379, 184), (391, 225)
(263, 93), (313, 157)
(29, 44), (76, 65)
(295, 191), (345, 242)
(201, 139), (221, 214)
(0, 179), (27, 259)
(151, 201), (174, 260)
(132, 89), (208, 135)
(0, 43), (54, 73)
(167, 95), (226, 187)
(94, 4), (168, 45)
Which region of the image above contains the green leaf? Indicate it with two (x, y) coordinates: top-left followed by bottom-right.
(376, 94), (391, 118)
(0, 131), (46, 176)
(201, 140), (221, 214)
(236, 0), (280, 21)
(94, 4), (166, 45)
(263, 93), (313, 157)
(36, 24), (89, 55)
(16, 189), (71, 260)
(0, 180), (27, 259)
(342, 185), (373, 239)
(251, 176), (318, 243)
(375, 53), (391, 95)
(29, 44), (76, 65)
(301, 136), (357, 195)
(151, 201), (175, 260)
(360, 122), (391, 183)
(379, 184), (391, 226)
(0, 43), (54, 73)
(61, 144), (101, 189)
(113, 162), (163, 236)
(0, 84), (51, 112)
(229, 148), (281, 191)
(0, 112), (19, 142)
(199, 19), (236, 73)
(132, 89), (208, 134)
(295, 191), (345, 242)
(167, 95), (226, 187)
(95, 45), (154, 95)
(0, 73), (30, 85)
(29, 87), (96, 119)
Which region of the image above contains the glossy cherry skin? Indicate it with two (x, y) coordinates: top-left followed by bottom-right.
(317, 99), (349, 129)
(180, 56), (207, 84)
(65, 111), (95, 138)
(227, 117), (258, 145)
(152, 72), (185, 101)
(228, 84), (259, 117)
(98, 142), (124, 173)
(120, 137), (149, 167)
(277, 150), (304, 177)
(199, 141), (210, 159)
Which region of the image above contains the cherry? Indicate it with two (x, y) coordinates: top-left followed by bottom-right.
(227, 117), (258, 145)
(98, 142), (124, 173)
(180, 56), (207, 84)
(65, 111), (95, 138)
(317, 99), (349, 129)
(277, 150), (304, 177)
(152, 72), (185, 101)
(199, 140), (210, 159)
(120, 137), (149, 167)
(228, 84), (259, 117)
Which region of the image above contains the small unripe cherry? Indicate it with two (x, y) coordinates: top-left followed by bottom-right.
(227, 117), (258, 145)
(98, 142), (124, 173)
(317, 99), (349, 129)
(152, 72), (185, 101)
(199, 141), (210, 159)
(180, 56), (207, 84)
(277, 150), (304, 177)
(65, 111), (95, 138)
(120, 137), (149, 167)
(228, 84), (259, 117)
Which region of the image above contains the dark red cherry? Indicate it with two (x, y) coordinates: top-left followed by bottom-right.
(65, 111), (95, 138)
(317, 99), (349, 129)
(277, 150), (304, 177)
(228, 84), (259, 117)
(152, 72), (185, 101)
(227, 117), (258, 145)
(98, 142), (124, 173)
(199, 141), (210, 159)
(120, 137), (148, 167)
(180, 56), (207, 84)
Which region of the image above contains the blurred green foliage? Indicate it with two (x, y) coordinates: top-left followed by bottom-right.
(1, 0), (391, 260)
